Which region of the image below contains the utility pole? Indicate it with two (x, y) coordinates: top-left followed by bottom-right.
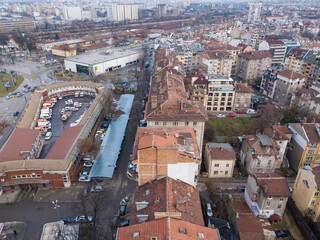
(52, 200), (61, 220)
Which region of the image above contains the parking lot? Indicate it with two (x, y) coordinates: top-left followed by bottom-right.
(38, 95), (94, 159)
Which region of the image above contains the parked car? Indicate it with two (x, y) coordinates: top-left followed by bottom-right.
(80, 172), (89, 177)
(79, 176), (91, 182)
(236, 110), (245, 114)
(206, 203), (213, 217)
(45, 132), (52, 140)
(6, 95), (12, 99)
(13, 111), (19, 116)
(128, 163), (137, 171)
(101, 123), (109, 129)
(216, 114), (226, 118)
(82, 187), (88, 197)
(120, 220), (129, 227)
(275, 230), (291, 238)
(227, 114), (236, 118)
(60, 217), (74, 224)
(75, 215), (93, 223)
(91, 185), (103, 192)
(83, 161), (93, 168)
(119, 203), (127, 216)
(83, 157), (91, 162)
(246, 109), (256, 114)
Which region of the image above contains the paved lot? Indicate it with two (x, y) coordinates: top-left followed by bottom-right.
(0, 221), (27, 240)
(39, 95), (94, 158)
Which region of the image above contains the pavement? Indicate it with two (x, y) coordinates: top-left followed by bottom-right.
(0, 221), (27, 240)
(34, 184), (83, 203)
(0, 191), (21, 204)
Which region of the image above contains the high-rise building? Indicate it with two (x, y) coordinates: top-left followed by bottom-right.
(158, 4), (167, 18)
(248, 2), (262, 23)
(116, 4), (139, 21)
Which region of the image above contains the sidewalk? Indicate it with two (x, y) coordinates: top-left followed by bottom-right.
(0, 221), (27, 240)
(34, 184), (83, 203)
(0, 190), (21, 204)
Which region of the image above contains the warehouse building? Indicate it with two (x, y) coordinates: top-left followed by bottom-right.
(64, 48), (143, 75)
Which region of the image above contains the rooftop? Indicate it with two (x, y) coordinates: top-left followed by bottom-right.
(278, 69), (306, 80)
(286, 47), (309, 59)
(0, 128), (40, 162)
(289, 123), (320, 143)
(200, 49), (232, 60)
(206, 143), (236, 160)
(238, 50), (272, 60)
(235, 83), (254, 93)
(244, 134), (279, 156)
(252, 173), (291, 197)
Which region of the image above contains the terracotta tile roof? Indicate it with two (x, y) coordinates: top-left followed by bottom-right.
(278, 69), (306, 80)
(312, 166), (320, 188)
(193, 74), (208, 86)
(264, 125), (292, 141)
(286, 48), (309, 59)
(117, 217), (220, 240)
(81, 42), (109, 51)
(252, 173), (291, 197)
(45, 125), (83, 159)
(200, 49), (232, 60)
(235, 83), (254, 93)
(130, 177), (204, 226)
(238, 50), (272, 60)
(302, 123), (320, 143)
(52, 44), (75, 51)
(0, 128), (40, 162)
(312, 42), (320, 47)
(206, 143), (236, 160)
(244, 134), (279, 156)
(132, 127), (200, 161)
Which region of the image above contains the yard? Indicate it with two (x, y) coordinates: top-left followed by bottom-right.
(0, 73), (24, 97)
(208, 117), (260, 136)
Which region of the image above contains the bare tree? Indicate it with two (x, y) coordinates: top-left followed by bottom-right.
(0, 120), (10, 135)
(101, 90), (115, 118)
(77, 137), (100, 159)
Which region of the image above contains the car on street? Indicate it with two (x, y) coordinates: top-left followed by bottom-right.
(128, 162), (137, 171)
(227, 114), (236, 118)
(206, 203), (213, 217)
(120, 220), (129, 227)
(246, 109), (256, 114)
(80, 172), (89, 177)
(91, 185), (103, 192)
(75, 216), (93, 223)
(6, 95), (12, 99)
(275, 230), (291, 238)
(119, 203), (127, 216)
(79, 175), (91, 182)
(16, 92), (24, 97)
(83, 161), (93, 168)
(216, 114), (226, 118)
(13, 111), (19, 116)
(82, 187), (89, 197)
(236, 110), (245, 114)
(101, 123), (109, 128)
(45, 132), (52, 140)
(60, 217), (74, 224)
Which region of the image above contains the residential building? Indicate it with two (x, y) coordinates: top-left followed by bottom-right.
(248, 2), (262, 23)
(145, 49), (208, 154)
(260, 67), (280, 99)
(158, 4), (167, 18)
(312, 42), (320, 53)
(52, 45), (76, 57)
(268, 40), (287, 65)
(292, 166), (320, 222)
(190, 71), (207, 106)
(200, 49), (233, 77)
(233, 83), (254, 112)
(116, 4), (139, 21)
(284, 48), (310, 73)
(205, 143), (236, 178)
(132, 127), (200, 186)
(302, 51), (320, 85)
(287, 123), (320, 172)
(236, 50), (273, 82)
(240, 134), (279, 174)
(245, 173), (291, 218)
(117, 177), (220, 239)
(0, 17), (35, 33)
(205, 44), (242, 69)
(175, 44), (202, 71)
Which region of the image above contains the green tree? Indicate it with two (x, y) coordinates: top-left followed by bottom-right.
(0, 33), (9, 47)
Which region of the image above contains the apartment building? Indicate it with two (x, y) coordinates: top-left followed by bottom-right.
(116, 4), (139, 21)
(302, 51), (320, 85)
(236, 50), (273, 82)
(234, 83), (254, 112)
(175, 44), (202, 71)
(284, 48), (310, 73)
(268, 40), (287, 65)
(190, 71), (207, 106)
(248, 2), (262, 23)
(117, 177), (220, 239)
(145, 49), (208, 154)
(292, 166), (320, 222)
(132, 127), (200, 186)
(200, 49), (233, 77)
(240, 134), (279, 174)
(287, 123), (320, 172)
(260, 67), (279, 99)
(205, 143), (236, 178)
(0, 17), (35, 33)
(205, 44), (242, 68)
(245, 173), (290, 218)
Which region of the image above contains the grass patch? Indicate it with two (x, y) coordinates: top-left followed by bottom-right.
(208, 118), (260, 136)
(0, 73), (24, 97)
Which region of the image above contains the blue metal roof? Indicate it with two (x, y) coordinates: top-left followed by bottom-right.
(89, 94), (134, 178)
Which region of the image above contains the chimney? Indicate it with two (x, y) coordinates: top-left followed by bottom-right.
(151, 95), (157, 109)
(176, 200), (187, 212)
(180, 100), (183, 110)
(302, 117), (307, 123)
(220, 147), (223, 151)
(136, 201), (149, 211)
(312, 117), (316, 123)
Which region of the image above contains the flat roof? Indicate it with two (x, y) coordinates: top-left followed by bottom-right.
(0, 128), (40, 162)
(41, 221), (64, 240)
(65, 48), (142, 65)
(45, 125), (83, 160)
(89, 94), (134, 178)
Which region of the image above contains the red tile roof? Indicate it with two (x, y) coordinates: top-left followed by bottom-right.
(252, 173), (291, 197)
(207, 143), (236, 160)
(312, 42), (320, 47)
(235, 83), (254, 93)
(200, 49), (232, 60)
(0, 128), (40, 162)
(52, 44), (75, 51)
(238, 50), (272, 60)
(264, 125), (292, 141)
(45, 125), (83, 159)
(278, 69), (306, 80)
(286, 48), (309, 59)
(244, 135), (279, 156)
(130, 177), (204, 226)
(312, 166), (320, 188)
(117, 217), (220, 240)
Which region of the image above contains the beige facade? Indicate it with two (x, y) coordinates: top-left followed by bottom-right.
(233, 83), (254, 111)
(284, 48), (309, 73)
(52, 45), (76, 57)
(205, 143), (235, 178)
(175, 46), (201, 71)
(200, 50), (233, 77)
(292, 166), (320, 222)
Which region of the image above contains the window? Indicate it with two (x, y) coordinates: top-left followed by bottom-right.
(155, 121), (159, 126)
(310, 143), (317, 148)
(179, 228), (187, 234)
(280, 198), (283, 202)
(214, 164), (219, 167)
(316, 157), (320, 162)
(308, 150), (315, 155)
(151, 237), (157, 240)
(226, 164), (229, 167)
(268, 160), (272, 165)
(315, 192), (319, 197)
(193, 122), (197, 126)
(163, 121), (166, 126)
(306, 157), (313, 163)
(311, 200), (316, 206)
(133, 232), (140, 237)
(277, 204), (282, 209)
(214, 171), (218, 175)
(185, 122), (189, 126)
(266, 201), (271, 206)
(173, 121), (178, 126)
(197, 232), (204, 238)
(225, 171), (229, 175)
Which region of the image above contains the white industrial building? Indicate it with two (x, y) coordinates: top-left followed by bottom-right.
(64, 48), (143, 75)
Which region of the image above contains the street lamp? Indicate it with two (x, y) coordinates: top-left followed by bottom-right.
(52, 200), (60, 220)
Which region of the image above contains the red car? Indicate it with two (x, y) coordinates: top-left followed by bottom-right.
(227, 114), (236, 118)
(236, 110), (245, 114)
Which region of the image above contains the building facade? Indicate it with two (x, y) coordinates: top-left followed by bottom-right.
(248, 2), (262, 23)
(233, 83), (254, 112)
(200, 50), (233, 77)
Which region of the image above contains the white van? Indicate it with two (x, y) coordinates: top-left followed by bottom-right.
(40, 114), (52, 119)
(246, 109), (256, 114)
